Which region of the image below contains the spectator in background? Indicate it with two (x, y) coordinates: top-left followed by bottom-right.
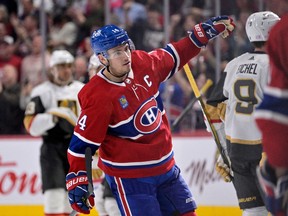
(159, 75), (187, 132)
(50, 0), (67, 15)
(68, 0), (105, 50)
(0, 0), (17, 17)
(20, 34), (50, 109)
(76, 36), (94, 61)
(234, 0), (257, 19)
(181, 0), (206, 16)
(74, 55), (89, 84)
(110, 0), (122, 12)
(113, 0), (147, 30)
(232, 10), (254, 56)
(191, 72), (208, 129)
(0, 4), (14, 36)
(48, 12), (78, 53)
(0, 21), (8, 39)
(0, 64), (24, 134)
(33, 0), (53, 14)
(0, 35), (22, 81)
(112, 0), (147, 49)
(199, 37), (234, 81)
(17, 0), (38, 20)
(10, 13), (40, 57)
(143, 4), (164, 51)
(170, 12), (200, 42)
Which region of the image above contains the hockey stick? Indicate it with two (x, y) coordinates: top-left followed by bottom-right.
(70, 147), (94, 216)
(85, 147), (94, 199)
(183, 64), (232, 179)
(171, 79), (213, 131)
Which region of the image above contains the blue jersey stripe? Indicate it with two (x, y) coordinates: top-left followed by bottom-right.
(69, 134), (99, 155)
(163, 44), (179, 79)
(257, 93), (288, 116)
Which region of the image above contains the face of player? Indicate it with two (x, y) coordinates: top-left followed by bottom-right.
(53, 63), (73, 86)
(105, 44), (132, 81)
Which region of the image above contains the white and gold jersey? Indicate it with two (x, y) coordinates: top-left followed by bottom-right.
(223, 51), (269, 144)
(24, 80), (84, 137)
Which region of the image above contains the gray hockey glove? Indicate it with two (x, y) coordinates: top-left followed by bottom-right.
(47, 107), (77, 133)
(213, 123), (233, 183)
(216, 154), (233, 182)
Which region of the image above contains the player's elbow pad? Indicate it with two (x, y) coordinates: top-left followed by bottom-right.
(29, 113), (56, 136)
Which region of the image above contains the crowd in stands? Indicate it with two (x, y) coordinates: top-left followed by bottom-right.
(0, 0), (262, 135)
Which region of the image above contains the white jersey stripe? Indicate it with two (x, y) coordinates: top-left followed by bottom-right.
(101, 150), (173, 167)
(67, 149), (85, 158)
(115, 177), (132, 216)
(74, 131), (101, 146)
(254, 110), (288, 125)
(265, 86), (288, 98)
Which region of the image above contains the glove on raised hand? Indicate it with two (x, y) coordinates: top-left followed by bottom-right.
(66, 171), (95, 214)
(47, 107), (78, 133)
(256, 160), (288, 216)
(215, 154), (233, 182)
(190, 15), (235, 48)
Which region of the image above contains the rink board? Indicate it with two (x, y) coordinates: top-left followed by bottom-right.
(0, 135), (241, 215)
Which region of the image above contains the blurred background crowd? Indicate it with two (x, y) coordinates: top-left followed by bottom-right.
(0, 0), (269, 135)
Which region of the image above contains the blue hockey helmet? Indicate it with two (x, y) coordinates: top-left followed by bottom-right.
(91, 24), (134, 58)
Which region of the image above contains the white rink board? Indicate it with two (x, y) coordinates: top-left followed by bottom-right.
(0, 136), (238, 206)
(0, 137), (43, 204)
(172, 136), (238, 206)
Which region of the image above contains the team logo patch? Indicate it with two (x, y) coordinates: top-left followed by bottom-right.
(134, 97), (162, 134)
(119, 95), (129, 109)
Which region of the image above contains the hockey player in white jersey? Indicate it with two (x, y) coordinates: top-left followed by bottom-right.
(205, 11), (280, 216)
(23, 50), (84, 216)
(88, 53), (104, 80)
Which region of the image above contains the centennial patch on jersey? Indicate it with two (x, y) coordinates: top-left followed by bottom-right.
(119, 95), (129, 109)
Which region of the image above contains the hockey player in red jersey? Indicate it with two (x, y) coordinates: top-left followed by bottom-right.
(254, 1), (288, 216)
(65, 16), (235, 216)
(88, 54), (121, 216)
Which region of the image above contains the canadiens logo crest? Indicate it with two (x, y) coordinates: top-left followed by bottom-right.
(119, 95), (129, 109)
(134, 97), (162, 134)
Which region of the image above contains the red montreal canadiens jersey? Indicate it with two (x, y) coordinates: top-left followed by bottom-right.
(254, 14), (288, 168)
(68, 37), (200, 178)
